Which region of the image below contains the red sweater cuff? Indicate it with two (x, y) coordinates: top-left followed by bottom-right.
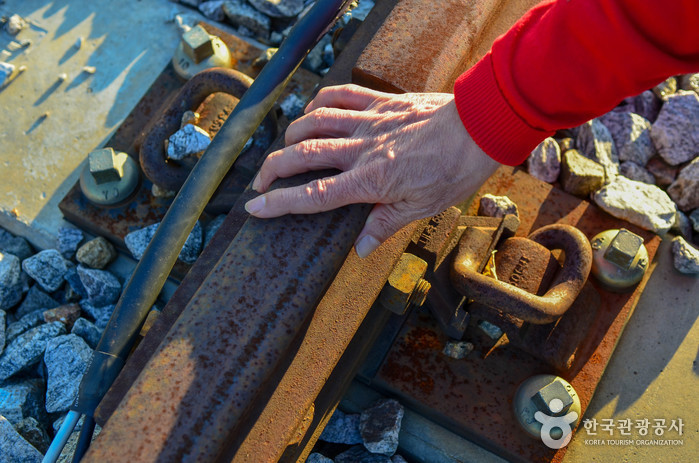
(453, 53), (553, 166)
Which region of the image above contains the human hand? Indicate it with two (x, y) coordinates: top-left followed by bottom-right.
(245, 84), (500, 258)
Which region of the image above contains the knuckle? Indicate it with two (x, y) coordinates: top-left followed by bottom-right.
(306, 177), (335, 208)
(298, 139), (321, 164)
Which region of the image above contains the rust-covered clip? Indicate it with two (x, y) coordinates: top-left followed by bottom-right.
(451, 223), (592, 324)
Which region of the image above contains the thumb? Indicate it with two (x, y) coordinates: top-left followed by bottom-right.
(354, 203), (410, 258)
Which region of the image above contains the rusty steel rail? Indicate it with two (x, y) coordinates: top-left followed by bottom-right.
(451, 223), (592, 324)
(82, 1), (405, 461)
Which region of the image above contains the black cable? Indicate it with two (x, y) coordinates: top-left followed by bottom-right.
(71, 415), (95, 463)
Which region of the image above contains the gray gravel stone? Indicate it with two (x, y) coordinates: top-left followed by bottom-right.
(58, 227), (83, 259)
(560, 150), (604, 197)
(280, 93), (306, 120)
(652, 77), (677, 100)
(599, 112), (655, 165)
(527, 137), (561, 183)
(671, 236), (699, 274)
(359, 399), (404, 456)
(223, 0), (271, 39)
(651, 91), (699, 166)
(5, 310), (44, 345)
(71, 318), (101, 349)
(319, 408), (362, 445)
(0, 415), (43, 463)
(0, 252), (22, 311)
(672, 211), (693, 240)
(249, 0), (304, 18)
(478, 194), (519, 218)
(667, 157), (699, 212)
(76, 237), (116, 269)
(22, 250), (69, 293)
(125, 221), (203, 264)
(575, 119), (619, 181)
(63, 267), (87, 300)
(79, 301), (115, 330)
(0, 322), (66, 382)
(592, 176), (677, 235)
(391, 456), (408, 463)
(0, 379), (45, 426)
(167, 124), (211, 161)
(76, 266), (121, 307)
(689, 209), (699, 233)
(199, 1), (226, 21)
(335, 446), (392, 463)
(0, 311), (4, 355)
(619, 161), (655, 185)
(0, 230), (33, 260)
(679, 73), (699, 94)
(629, 90), (662, 123)
(204, 215), (226, 250)
(15, 286), (59, 320)
(15, 417), (50, 454)
(442, 340), (474, 359)
(646, 156), (679, 188)
(178, 221), (203, 264)
(44, 334), (92, 413)
(305, 454), (333, 463)
(180, 0), (203, 7)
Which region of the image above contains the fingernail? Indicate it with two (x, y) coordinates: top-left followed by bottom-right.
(252, 174), (261, 191)
(245, 195), (266, 215)
(355, 235), (380, 259)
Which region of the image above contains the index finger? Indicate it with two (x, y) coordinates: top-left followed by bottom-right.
(305, 84), (386, 113)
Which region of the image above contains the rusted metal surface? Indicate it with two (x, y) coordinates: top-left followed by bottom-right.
(372, 166), (660, 463)
(83, 174), (371, 463)
(452, 223), (592, 324)
(90, 2), (404, 460)
(352, 0), (540, 93)
(378, 253), (430, 315)
(410, 211), (519, 338)
(494, 237), (559, 296)
(58, 25), (320, 259)
(139, 68), (271, 194)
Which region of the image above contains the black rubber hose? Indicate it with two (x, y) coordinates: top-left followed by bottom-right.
(70, 0), (354, 421)
(71, 416), (95, 463)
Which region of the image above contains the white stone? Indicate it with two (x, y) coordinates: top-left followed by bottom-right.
(671, 236), (699, 274)
(5, 14), (26, 36)
(576, 119), (619, 181)
(527, 137), (561, 183)
(166, 124), (211, 161)
(651, 91), (699, 166)
(599, 111), (655, 165)
(0, 62), (15, 88)
(592, 176), (677, 235)
(478, 194), (519, 218)
(667, 157), (699, 212)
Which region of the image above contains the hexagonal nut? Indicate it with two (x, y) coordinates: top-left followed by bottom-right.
(531, 378), (574, 416)
(378, 253), (428, 314)
(182, 25), (214, 64)
(89, 147), (124, 184)
(604, 228), (643, 270)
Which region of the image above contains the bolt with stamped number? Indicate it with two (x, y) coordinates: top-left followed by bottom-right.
(80, 147), (140, 206)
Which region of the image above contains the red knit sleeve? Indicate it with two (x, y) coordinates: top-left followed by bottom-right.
(454, 0), (699, 166)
